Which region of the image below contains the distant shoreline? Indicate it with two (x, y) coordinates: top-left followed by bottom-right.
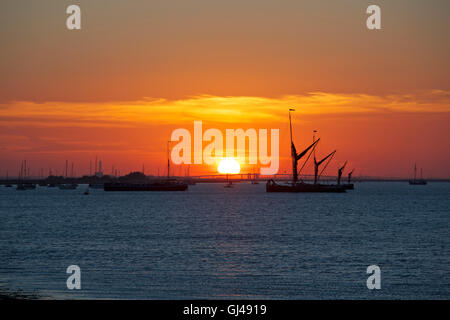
(1, 179), (450, 185)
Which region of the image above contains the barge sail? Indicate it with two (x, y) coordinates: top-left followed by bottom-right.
(266, 109), (346, 193)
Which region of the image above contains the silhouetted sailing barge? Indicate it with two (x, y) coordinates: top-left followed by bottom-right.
(266, 109), (346, 193)
(104, 181), (188, 191)
(104, 142), (188, 192)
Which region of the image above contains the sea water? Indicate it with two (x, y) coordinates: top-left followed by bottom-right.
(0, 182), (449, 299)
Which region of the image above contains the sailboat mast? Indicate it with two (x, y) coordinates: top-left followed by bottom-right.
(289, 110), (293, 147)
(348, 170), (354, 183)
(167, 141), (171, 179)
(289, 108), (297, 183)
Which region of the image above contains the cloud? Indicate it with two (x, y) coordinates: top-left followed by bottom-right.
(0, 91), (449, 129)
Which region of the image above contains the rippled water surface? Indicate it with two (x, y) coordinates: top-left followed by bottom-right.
(0, 182), (449, 299)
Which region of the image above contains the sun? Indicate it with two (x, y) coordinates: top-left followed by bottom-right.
(217, 158), (241, 174)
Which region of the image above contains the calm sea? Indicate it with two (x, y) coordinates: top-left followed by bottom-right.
(0, 182), (449, 299)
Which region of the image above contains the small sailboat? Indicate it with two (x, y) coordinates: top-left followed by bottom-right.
(16, 161), (36, 190)
(409, 164), (427, 185)
(5, 171), (12, 187)
(224, 174), (234, 188)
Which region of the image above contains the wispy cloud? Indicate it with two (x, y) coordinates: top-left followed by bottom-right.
(0, 91), (449, 129)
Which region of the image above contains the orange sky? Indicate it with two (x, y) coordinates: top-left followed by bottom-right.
(1, 92), (449, 178)
(0, 1), (449, 178)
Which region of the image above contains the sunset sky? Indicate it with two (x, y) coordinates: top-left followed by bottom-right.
(0, 0), (449, 178)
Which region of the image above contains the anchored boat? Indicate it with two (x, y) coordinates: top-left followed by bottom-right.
(104, 181), (188, 191)
(5, 172), (12, 187)
(16, 183), (36, 190)
(266, 109), (346, 193)
(103, 145), (189, 192)
(58, 183), (78, 190)
(409, 164), (427, 185)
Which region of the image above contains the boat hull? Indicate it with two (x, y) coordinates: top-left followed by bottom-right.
(104, 183), (188, 191)
(342, 183), (354, 190)
(17, 184), (36, 190)
(58, 184), (78, 190)
(409, 180), (427, 185)
(88, 183), (104, 189)
(266, 180), (346, 193)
